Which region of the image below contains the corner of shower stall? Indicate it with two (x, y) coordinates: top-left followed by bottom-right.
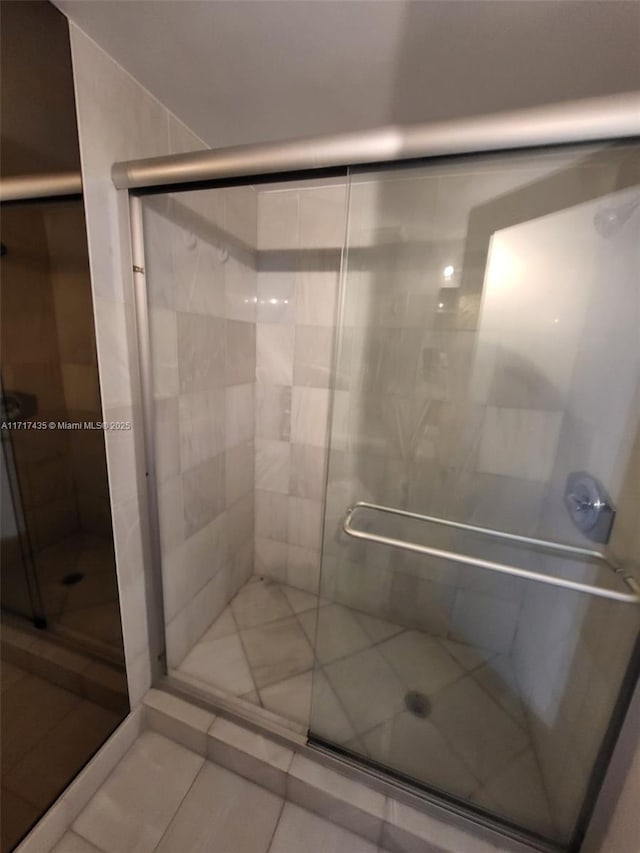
(140, 175), (351, 730)
(137, 140), (640, 852)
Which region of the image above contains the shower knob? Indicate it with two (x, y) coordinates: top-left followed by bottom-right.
(564, 472), (615, 544)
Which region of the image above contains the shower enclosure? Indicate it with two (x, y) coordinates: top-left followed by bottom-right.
(121, 102), (640, 852)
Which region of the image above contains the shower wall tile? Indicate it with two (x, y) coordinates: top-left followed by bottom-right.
(298, 186), (347, 249)
(295, 269), (339, 327)
(174, 237), (225, 318)
(477, 407), (563, 482)
(166, 566), (232, 668)
(227, 493), (255, 557)
(257, 191), (299, 251)
(154, 397), (180, 484)
(289, 444), (327, 501)
(255, 537), (289, 583)
(157, 475), (185, 555)
(229, 539), (254, 598)
(450, 589), (520, 654)
(143, 186), (258, 668)
(144, 204), (178, 310)
(287, 545), (322, 593)
(387, 572), (455, 638)
(293, 326), (333, 388)
(149, 308), (179, 398)
(291, 387), (330, 448)
(93, 298), (133, 409)
(287, 497), (323, 551)
(225, 185), (258, 250)
(162, 514), (229, 625)
(102, 405), (139, 506)
(225, 384), (255, 449)
(225, 256), (257, 323)
(255, 439), (291, 494)
(254, 182), (347, 595)
(225, 442), (254, 507)
(179, 389), (226, 470)
(255, 385), (291, 441)
(177, 313), (225, 393)
(225, 320), (256, 385)
(257, 272), (296, 324)
(182, 454), (226, 538)
(255, 490), (289, 541)
(256, 325), (295, 385)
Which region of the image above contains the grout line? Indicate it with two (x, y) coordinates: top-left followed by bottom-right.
(265, 796), (288, 853)
(228, 588), (268, 706)
(150, 752), (207, 851)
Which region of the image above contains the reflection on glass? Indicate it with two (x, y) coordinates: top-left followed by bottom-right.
(312, 143), (640, 847)
(1, 201), (129, 852)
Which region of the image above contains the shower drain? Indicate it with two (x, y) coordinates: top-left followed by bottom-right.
(404, 690), (431, 719)
(61, 572), (84, 586)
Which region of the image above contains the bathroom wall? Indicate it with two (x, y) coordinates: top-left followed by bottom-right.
(253, 180), (348, 594)
(143, 187), (258, 667)
(68, 24), (210, 702)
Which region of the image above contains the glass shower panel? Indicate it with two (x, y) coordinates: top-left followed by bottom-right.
(311, 143), (640, 846)
(143, 177), (349, 708)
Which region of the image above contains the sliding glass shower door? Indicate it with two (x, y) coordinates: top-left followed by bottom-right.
(310, 143), (640, 847)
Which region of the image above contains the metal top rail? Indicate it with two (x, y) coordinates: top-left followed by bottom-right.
(111, 93), (640, 192)
(0, 172), (82, 203)
(343, 501), (640, 604)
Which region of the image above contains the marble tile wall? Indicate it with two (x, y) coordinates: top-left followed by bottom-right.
(253, 181), (348, 594)
(69, 24), (213, 702)
(144, 187), (258, 668)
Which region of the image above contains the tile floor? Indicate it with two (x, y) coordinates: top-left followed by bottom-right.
(2, 532), (123, 657)
(1, 662), (122, 853)
(36, 534), (123, 655)
(51, 730), (393, 853)
(174, 576), (556, 838)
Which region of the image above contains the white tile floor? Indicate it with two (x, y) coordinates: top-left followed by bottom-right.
(173, 576), (557, 838)
(52, 730), (391, 853)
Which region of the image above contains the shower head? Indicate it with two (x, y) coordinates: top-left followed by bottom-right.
(593, 196), (640, 238)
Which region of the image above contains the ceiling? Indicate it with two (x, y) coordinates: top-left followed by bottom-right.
(55, 0), (640, 149)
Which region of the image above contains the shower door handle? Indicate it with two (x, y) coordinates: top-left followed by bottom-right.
(342, 501), (640, 604)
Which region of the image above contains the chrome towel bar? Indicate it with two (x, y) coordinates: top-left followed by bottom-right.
(342, 501), (640, 604)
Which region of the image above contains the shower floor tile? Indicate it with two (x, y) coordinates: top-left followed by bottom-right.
(63, 731), (389, 853)
(172, 575), (555, 838)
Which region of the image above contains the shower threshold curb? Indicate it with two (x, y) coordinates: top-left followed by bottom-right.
(142, 687), (551, 853)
